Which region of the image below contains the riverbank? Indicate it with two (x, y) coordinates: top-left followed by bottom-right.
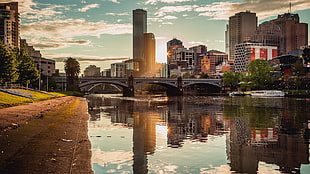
(0, 96), (93, 173)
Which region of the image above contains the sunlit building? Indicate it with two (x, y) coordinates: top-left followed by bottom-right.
(21, 39), (55, 77)
(234, 42), (278, 72)
(167, 38), (184, 77)
(111, 62), (125, 78)
(189, 45), (207, 75)
(227, 11), (257, 60)
(143, 33), (156, 76)
(168, 46), (195, 76)
(208, 50), (228, 75)
(84, 65), (101, 77)
(0, 2), (19, 48)
(33, 57), (56, 76)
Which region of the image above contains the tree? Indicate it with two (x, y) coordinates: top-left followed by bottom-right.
(14, 47), (39, 87)
(199, 73), (209, 79)
(223, 71), (243, 91)
(0, 42), (18, 85)
(291, 59), (306, 77)
(64, 57), (80, 91)
(182, 72), (195, 78)
(247, 59), (273, 89)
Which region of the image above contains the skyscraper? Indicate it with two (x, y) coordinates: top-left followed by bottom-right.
(0, 2), (19, 48)
(228, 11), (257, 60)
(133, 9), (147, 62)
(254, 21), (281, 48)
(272, 13), (308, 55)
(144, 33), (155, 75)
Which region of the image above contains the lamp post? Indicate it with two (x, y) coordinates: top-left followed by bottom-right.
(38, 57), (41, 91)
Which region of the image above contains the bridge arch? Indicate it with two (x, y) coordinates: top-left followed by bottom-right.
(133, 81), (182, 96)
(79, 80), (128, 89)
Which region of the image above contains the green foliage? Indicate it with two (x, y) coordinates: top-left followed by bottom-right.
(291, 59), (306, 76)
(223, 71), (243, 90)
(182, 72), (195, 78)
(0, 89), (64, 108)
(0, 91), (32, 108)
(64, 57), (80, 91)
(199, 73), (209, 79)
(58, 91), (83, 97)
(0, 42), (18, 85)
(247, 59), (273, 89)
(14, 47), (39, 86)
(170, 74), (178, 78)
(64, 57), (80, 77)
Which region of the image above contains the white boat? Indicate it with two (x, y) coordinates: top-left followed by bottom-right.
(250, 90), (285, 97)
(229, 91), (246, 97)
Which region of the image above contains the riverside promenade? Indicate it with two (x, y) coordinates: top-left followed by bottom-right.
(0, 96), (93, 174)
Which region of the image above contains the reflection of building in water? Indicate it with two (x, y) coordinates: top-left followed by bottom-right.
(167, 100), (229, 147)
(133, 111), (161, 174)
(228, 116), (310, 174)
(111, 100), (134, 126)
(228, 118), (257, 174)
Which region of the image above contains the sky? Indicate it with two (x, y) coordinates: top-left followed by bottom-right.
(1, 0), (310, 72)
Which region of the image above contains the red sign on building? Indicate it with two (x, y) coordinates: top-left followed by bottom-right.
(250, 48), (255, 61)
(260, 48), (267, 59)
(272, 49), (278, 58)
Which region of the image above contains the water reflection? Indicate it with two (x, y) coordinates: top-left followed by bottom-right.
(87, 94), (310, 174)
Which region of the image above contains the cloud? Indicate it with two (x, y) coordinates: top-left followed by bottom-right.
(189, 41), (204, 45)
(162, 15), (178, 20)
(21, 18), (132, 51)
(162, 22), (174, 25)
(106, 0), (120, 4)
(105, 12), (129, 16)
(78, 4), (100, 12)
(45, 53), (130, 63)
(13, 0), (72, 22)
(195, 0), (310, 20)
(21, 18), (132, 40)
(145, 0), (195, 5)
(91, 149), (132, 168)
(32, 40), (91, 50)
(151, 0), (310, 21)
(155, 5), (198, 16)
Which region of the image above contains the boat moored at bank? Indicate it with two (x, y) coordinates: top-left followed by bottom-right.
(250, 90), (285, 97)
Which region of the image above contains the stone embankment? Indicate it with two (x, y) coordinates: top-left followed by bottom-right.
(0, 96), (93, 174)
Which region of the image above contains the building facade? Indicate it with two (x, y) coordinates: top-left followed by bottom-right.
(34, 57), (56, 76)
(0, 2), (19, 48)
(143, 33), (156, 76)
(201, 50), (229, 75)
(84, 65), (101, 77)
(235, 42), (278, 72)
(228, 11), (257, 60)
(253, 21), (281, 48)
(189, 45), (207, 75)
(133, 9), (147, 76)
(111, 62), (125, 78)
(272, 13), (308, 56)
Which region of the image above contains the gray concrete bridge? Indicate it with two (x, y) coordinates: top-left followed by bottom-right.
(79, 76), (222, 96)
(56, 76), (222, 96)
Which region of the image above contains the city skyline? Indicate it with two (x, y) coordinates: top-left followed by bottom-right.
(3, 0), (310, 72)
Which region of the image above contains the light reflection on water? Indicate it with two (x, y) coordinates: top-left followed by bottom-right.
(87, 94), (310, 174)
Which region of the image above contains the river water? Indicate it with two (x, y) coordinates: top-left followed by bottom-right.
(86, 94), (310, 174)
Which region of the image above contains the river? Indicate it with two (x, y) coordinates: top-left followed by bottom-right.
(86, 94), (310, 174)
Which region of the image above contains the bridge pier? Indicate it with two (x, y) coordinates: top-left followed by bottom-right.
(166, 76), (183, 96)
(123, 75), (134, 97)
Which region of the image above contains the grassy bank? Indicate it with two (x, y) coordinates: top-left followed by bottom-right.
(0, 89), (66, 109)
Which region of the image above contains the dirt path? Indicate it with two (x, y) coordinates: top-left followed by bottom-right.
(0, 96), (93, 174)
